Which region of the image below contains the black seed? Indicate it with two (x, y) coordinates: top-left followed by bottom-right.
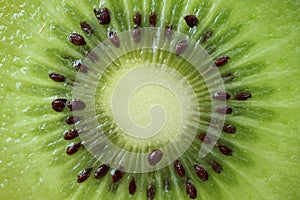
(129, 178), (137, 195)
(66, 142), (81, 155)
(216, 106), (232, 114)
(69, 33), (86, 46)
(215, 56), (230, 67)
(64, 129), (80, 140)
(94, 8), (111, 25)
(109, 31), (120, 47)
(235, 92), (252, 100)
(209, 160), (223, 173)
(194, 165), (208, 181)
(73, 59), (88, 73)
(174, 160), (185, 177)
(164, 25), (173, 38)
(132, 27), (141, 43)
(112, 166), (124, 183)
(198, 133), (211, 144)
(175, 39), (188, 55)
(147, 183), (156, 200)
(94, 164), (110, 179)
(80, 21), (93, 35)
(77, 167), (92, 183)
(133, 12), (142, 26)
(87, 51), (98, 62)
(65, 116), (81, 125)
(51, 98), (67, 112)
(148, 149), (163, 166)
(218, 145), (233, 156)
(200, 30), (213, 43)
(186, 181), (197, 199)
(149, 12), (157, 26)
(163, 178), (171, 192)
(68, 99), (86, 111)
(222, 123), (236, 133)
(184, 15), (199, 27)
(49, 73), (65, 82)
(213, 91), (231, 101)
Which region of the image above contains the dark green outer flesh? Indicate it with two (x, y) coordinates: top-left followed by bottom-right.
(0, 0), (300, 199)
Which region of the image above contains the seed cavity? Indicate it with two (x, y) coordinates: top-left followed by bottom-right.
(148, 149), (163, 166)
(65, 116), (81, 125)
(66, 142), (81, 155)
(129, 178), (137, 195)
(235, 92), (252, 100)
(147, 183), (156, 200)
(215, 56), (230, 67)
(77, 167), (92, 183)
(51, 98), (67, 112)
(175, 39), (188, 55)
(80, 21), (93, 35)
(194, 165), (208, 181)
(94, 164), (110, 179)
(222, 123), (236, 133)
(164, 25), (173, 39)
(216, 106), (232, 114)
(133, 12), (142, 26)
(200, 30), (213, 43)
(163, 178), (171, 192)
(186, 181), (197, 199)
(132, 27), (141, 43)
(213, 91), (231, 101)
(184, 15), (199, 28)
(73, 59), (89, 73)
(218, 145), (233, 156)
(64, 129), (80, 140)
(49, 72), (65, 82)
(94, 8), (111, 25)
(198, 133), (211, 144)
(174, 160), (186, 177)
(69, 33), (86, 46)
(112, 166), (124, 183)
(149, 12), (157, 27)
(108, 31), (120, 47)
(67, 99), (86, 111)
(209, 160), (223, 174)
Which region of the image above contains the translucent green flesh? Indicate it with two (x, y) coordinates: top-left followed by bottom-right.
(1, 0), (300, 200)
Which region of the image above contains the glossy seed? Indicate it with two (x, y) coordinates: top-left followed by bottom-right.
(175, 39), (188, 55)
(222, 123), (236, 133)
(87, 51), (98, 62)
(149, 12), (157, 26)
(184, 15), (199, 27)
(218, 145), (233, 156)
(129, 178), (137, 195)
(66, 142), (81, 155)
(186, 181), (197, 199)
(216, 106), (232, 114)
(77, 168), (92, 183)
(133, 12), (142, 26)
(94, 164), (110, 179)
(194, 165), (208, 181)
(73, 59), (88, 73)
(49, 73), (65, 82)
(109, 31), (120, 47)
(132, 27), (141, 43)
(200, 30), (213, 43)
(148, 149), (163, 166)
(65, 116), (81, 125)
(94, 8), (111, 25)
(164, 25), (173, 38)
(112, 167), (124, 183)
(198, 133), (211, 144)
(174, 160), (185, 177)
(213, 91), (231, 101)
(147, 183), (156, 200)
(235, 92), (252, 100)
(215, 56), (230, 67)
(67, 99), (86, 111)
(69, 33), (86, 46)
(209, 160), (223, 173)
(80, 21), (93, 35)
(64, 129), (80, 140)
(51, 98), (67, 112)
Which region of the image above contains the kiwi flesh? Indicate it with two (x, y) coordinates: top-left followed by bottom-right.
(0, 0), (300, 200)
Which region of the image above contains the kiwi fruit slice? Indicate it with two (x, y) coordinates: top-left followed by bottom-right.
(1, 0), (300, 199)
